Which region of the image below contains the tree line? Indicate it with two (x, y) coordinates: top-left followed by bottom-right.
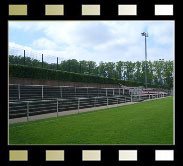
(9, 55), (173, 88)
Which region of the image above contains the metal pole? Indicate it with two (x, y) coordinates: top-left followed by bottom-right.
(60, 87), (62, 98)
(24, 50), (25, 65)
(141, 32), (148, 89)
(131, 95), (133, 102)
(57, 57), (58, 70)
(42, 85), (43, 99)
(78, 98), (80, 113)
(145, 35), (148, 89)
(27, 102), (29, 121)
(18, 84), (20, 101)
(75, 87), (76, 97)
(107, 97), (108, 107)
(57, 99), (59, 117)
(87, 87), (88, 98)
(106, 89), (107, 96)
(89, 63), (90, 74)
(42, 54), (43, 68)
(80, 62), (81, 73)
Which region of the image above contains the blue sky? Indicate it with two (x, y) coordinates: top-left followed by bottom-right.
(9, 21), (174, 64)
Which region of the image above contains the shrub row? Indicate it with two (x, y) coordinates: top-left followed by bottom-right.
(9, 64), (167, 89)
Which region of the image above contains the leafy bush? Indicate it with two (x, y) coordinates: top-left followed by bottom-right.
(9, 64), (167, 88)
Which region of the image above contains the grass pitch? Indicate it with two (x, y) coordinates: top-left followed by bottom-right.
(9, 97), (173, 145)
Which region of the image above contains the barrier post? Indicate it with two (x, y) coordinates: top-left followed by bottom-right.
(149, 95), (150, 99)
(125, 97), (126, 103)
(18, 84), (20, 101)
(42, 85), (43, 99)
(78, 98), (80, 113)
(94, 97), (96, 107)
(57, 99), (59, 117)
(106, 89), (107, 96)
(60, 87), (62, 98)
(75, 87), (76, 97)
(27, 102), (29, 121)
(131, 95), (133, 102)
(123, 88), (124, 95)
(107, 97), (108, 107)
(87, 87), (89, 98)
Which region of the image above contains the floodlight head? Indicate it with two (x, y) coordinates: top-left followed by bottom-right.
(141, 32), (145, 36)
(141, 32), (148, 37)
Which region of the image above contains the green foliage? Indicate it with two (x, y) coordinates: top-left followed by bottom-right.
(9, 64), (168, 88)
(9, 55), (173, 89)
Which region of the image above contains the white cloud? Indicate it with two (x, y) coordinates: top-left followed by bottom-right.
(9, 21), (174, 63)
(31, 38), (58, 50)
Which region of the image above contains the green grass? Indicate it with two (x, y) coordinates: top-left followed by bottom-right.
(9, 97), (173, 145)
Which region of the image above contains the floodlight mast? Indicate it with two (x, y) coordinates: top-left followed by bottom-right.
(159, 59), (164, 86)
(141, 32), (148, 89)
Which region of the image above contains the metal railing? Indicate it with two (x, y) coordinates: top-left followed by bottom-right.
(9, 84), (130, 101)
(9, 93), (169, 121)
(9, 95), (132, 120)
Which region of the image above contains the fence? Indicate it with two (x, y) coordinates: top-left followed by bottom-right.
(9, 47), (106, 78)
(9, 47), (173, 88)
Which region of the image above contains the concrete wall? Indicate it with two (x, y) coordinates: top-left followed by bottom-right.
(9, 77), (120, 88)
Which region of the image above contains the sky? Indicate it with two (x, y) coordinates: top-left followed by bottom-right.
(9, 21), (174, 64)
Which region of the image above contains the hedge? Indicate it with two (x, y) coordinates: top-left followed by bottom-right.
(9, 64), (167, 89)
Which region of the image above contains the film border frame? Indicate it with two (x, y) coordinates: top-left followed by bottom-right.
(0, 0), (181, 166)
